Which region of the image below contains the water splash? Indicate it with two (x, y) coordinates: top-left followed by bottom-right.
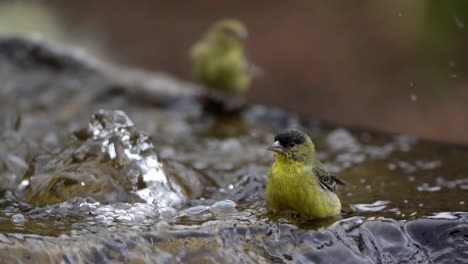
(22, 110), (185, 208)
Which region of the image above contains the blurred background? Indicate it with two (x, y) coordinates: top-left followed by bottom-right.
(1, 0), (467, 143)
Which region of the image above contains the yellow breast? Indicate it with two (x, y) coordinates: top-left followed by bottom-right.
(266, 156), (341, 219)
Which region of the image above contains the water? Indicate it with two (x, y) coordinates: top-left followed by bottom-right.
(0, 35), (466, 263)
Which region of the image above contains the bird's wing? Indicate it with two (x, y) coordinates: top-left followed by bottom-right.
(312, 166), (345, 192)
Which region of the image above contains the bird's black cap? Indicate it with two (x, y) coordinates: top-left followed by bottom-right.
(274, 129), (307, 147)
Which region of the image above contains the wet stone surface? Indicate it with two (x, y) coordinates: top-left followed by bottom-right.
(0, 35), (466, 263)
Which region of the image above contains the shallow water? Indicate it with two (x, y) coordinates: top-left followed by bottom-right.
(0, 35), (466, 263)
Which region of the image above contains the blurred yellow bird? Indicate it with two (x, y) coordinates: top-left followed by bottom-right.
(266, 129), (344, 219)
(190, 19), (253, 94)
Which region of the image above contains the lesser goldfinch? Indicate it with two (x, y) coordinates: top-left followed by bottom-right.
(266, 129), (344, 219)
(190, 19), (252, 94)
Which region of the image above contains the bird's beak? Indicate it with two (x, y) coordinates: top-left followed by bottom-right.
(267, 141), (283, 153)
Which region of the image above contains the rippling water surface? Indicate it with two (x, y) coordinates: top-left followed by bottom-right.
(0, 36), (466, 263)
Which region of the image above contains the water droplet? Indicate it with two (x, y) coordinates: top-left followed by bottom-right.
(18, 179), (29, 191)
(448, 60), (456, 68)
(11, 214), (26, 224)
(211, 200), (237, 213)
(352, 200), (390, 212)
(184, 205), (209, 215)
(417, 183), (441, 192)
(428, 212), (458, 219)
(454, 15), (464, 29)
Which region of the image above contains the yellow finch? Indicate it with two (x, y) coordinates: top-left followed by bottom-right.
(190, 19), (252, 94)
(266, 129), (344, 219)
